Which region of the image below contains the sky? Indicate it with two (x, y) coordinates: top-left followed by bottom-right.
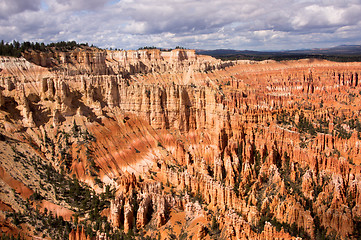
(0, 0), (361, 50)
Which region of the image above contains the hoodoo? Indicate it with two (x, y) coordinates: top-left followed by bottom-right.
(0, 45), (361, 239)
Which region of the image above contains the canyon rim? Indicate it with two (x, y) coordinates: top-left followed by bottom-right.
(0, 44), (361, 239)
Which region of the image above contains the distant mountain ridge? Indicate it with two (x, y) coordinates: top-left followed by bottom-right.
(285, 45), (361, 55)
(196, 45), (361, 62)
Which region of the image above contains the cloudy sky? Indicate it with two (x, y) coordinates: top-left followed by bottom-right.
(1, 0), (360, 50)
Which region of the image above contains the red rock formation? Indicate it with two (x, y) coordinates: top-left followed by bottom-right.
(69, 226), (95, 240)
(1, 51), (361, 239)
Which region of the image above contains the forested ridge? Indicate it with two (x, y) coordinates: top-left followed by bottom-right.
(0, 40), (90, 57)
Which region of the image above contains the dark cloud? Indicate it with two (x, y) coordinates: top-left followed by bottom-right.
(0, 0), (41, 19)
(1, 0), (361, 50)
(54, 0), (111, 11)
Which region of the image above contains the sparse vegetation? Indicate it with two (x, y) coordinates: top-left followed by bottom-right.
(1, 40), (361, 240)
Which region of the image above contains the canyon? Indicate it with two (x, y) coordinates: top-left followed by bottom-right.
(0, 46), (361, 239)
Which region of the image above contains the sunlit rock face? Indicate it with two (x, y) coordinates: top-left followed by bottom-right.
(1, 47), (361, 239)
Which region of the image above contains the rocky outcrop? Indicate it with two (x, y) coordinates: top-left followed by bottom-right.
(16, 84), (35, 127)
(136, 195), (152, 228)
(123, 200), (134, 233)
(22, 47), (232, 77)
(23, 48), (108, 75)
(0, 89), (4, 107)
(1, 53), (361, 239)
(69, 227), (91, 240)
(69, 227), (108, 240)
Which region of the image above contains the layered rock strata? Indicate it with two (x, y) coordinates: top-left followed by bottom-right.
(0, 50), (360, 239)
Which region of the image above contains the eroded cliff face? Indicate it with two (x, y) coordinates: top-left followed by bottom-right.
(22, 47), (232, 77)
(0, 49), (361, 239)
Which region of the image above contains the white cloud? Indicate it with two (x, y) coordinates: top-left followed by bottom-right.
(291, 4), (361, 30)
(1, 0), (361, 50)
